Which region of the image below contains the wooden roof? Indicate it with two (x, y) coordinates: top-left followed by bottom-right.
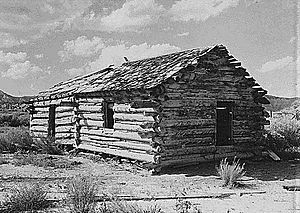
(35, 44), (223, 100)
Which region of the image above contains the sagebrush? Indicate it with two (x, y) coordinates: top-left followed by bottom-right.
(0, 128), (64, 154)
(67, 175), (98, 213)
(0, 183), (51, 212)
(0, 127), (33, 153)
(98, 200), (164, 213)
(217, 157), (245, 188)
(266, 116), (300, 151)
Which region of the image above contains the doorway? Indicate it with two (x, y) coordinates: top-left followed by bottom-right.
(216, 101), (233, 146)
(48, 105), (56, 137)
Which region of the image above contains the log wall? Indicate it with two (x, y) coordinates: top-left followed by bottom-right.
(154, 48), (268, 167)
(76, 97), (161, 165)
(29, 97), (76, 145)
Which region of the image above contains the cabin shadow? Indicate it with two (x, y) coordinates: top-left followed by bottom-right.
(159, 159), (300, 181)
(160, 161), (220, 177)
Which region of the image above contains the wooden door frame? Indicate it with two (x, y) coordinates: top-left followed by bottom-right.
(215, 101), (233, 146)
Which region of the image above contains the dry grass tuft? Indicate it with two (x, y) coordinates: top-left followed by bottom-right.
(98, 200), (164, 213)
(0, 183), (51, 212)
(217, 157), (245, 188)
(67, 175), (98, 213)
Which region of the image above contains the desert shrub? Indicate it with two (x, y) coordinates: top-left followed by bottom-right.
(13, 154), (81, 169)
(98, 200), (164, 213)
(32, 136), (64, 155)
(0, 112), (29, 127)
(175, 198), (201, 213)
(67, 175), (98, 213)
(0, 128), (32, 153)
(217, 157), (245, 188)
(0, 183), (51, 212)
(266, 116), (300, 151)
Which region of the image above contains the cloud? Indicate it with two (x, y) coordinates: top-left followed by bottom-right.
(259, 56), (294, 73)
(169, 0), (240, 22)
(0, 51), (43, 79)
(34, 54), (44, 59)
(66, 67), (86, 76)
(0, 0), (93, 37)
(66, 43), (181, 76)
(84, 0), (166, 32)
(0, 32), (27, 48)
(289, 36), (296, 44)
(89, 43), (181, 71)
(58, 36), (105, 61)
(177, 32), (190, 37)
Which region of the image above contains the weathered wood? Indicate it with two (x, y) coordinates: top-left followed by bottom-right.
(114, 113), (155, 122)
(79, 136), (155, 152)
(113, 104), (156, 114)
(78, 105), (103, 112)
(80, 127), (152, 143)
(78, 113), (104, 121)
(113, 123), (154, 133)
(79, 119), (104, 127)
(78, 143), (156, 163)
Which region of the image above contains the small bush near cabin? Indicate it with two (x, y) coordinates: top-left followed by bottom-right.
(32, 136), (64, 155)
(266, 116), (300, 151)
(67, 175), (98, 213)
(0, 112), (29, 127)
(98, 200), (164, 213)
(0, 128), (33, 153)
(0, 183), (51, 213)
(217, 157), (245, 188)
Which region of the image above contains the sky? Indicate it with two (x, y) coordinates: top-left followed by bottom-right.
(0, 0), (298, 97)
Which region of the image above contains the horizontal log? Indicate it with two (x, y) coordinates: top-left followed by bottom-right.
(160, 136), (214, 146)
(31, 119), (48, 126)
(159, 119), (215, 127)
(79, 136), (154, 152)
(114, 113), (155, 122)
(56, 111), (73, 119)
(78, 97), (104, 103)
(78, 113), (104, 121)
(55, 139), (75, 145)
(79, 119), (104, 127)
(80, 127), (152, 143)
(55, 133), (74, 139)
(162, 99), (214, 108)
(78, 105), (103, 112)
(56, 126), (74, 133)
(113, 104), (156, 114)
(77, 143), (156, 163)
(31, 125), (48, 132)
(113, 123), (154, 133)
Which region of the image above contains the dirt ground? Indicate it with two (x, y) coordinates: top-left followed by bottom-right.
(0, 153), (299, 213)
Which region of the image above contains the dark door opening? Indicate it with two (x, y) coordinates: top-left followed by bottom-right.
(216, 101), (233, 146)
(103, 102), (114, 129)
(48, 105), (56, 137)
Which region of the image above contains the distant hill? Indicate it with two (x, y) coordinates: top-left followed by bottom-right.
(0, 90), (34, 111)
(264, 95), (300, 112)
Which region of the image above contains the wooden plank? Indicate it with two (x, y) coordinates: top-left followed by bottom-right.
(78, 113), (104, 121)
(79, 136), (154, 152)
(77, 143), (156, 163)
(78, 105), (103, 112)
(79, 119), (104, 127)
(80, 128), (153, 143)
(114, 113), (155, 122)
(159, 119), (215, 127)
(113, 123), (154, 133)
(113, 104), (156, 113)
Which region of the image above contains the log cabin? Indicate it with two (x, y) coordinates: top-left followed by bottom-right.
(27, 44), (270, 171)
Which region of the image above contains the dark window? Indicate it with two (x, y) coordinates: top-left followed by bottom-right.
(48, 105), (56, 137)
(216, 101), (233, 146)
(103, 102), (114, 129)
